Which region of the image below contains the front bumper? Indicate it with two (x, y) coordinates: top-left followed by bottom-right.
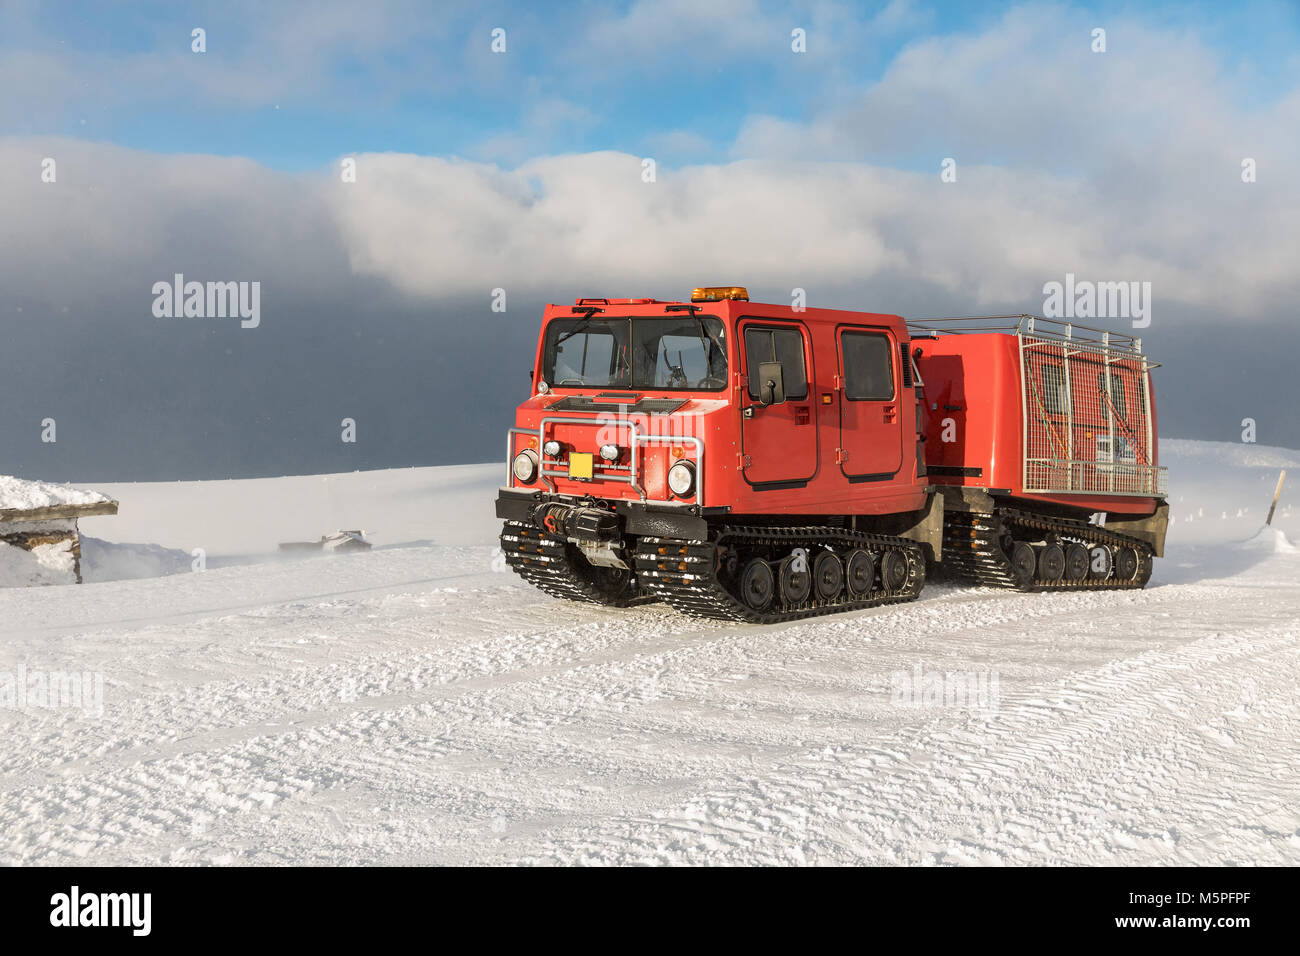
(495, 488), (721, 542)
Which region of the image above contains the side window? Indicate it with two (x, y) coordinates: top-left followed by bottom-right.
(841, 331), (894, 401)
(1041, 363), (1067, 414)
(1097, 372), (1127, 420)
(744, 326), (809, 400)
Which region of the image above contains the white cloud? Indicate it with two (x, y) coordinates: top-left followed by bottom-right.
(582, 0), (779, 56)
(5, 134), (1293, 322)
(4, 5), (1297, 321)
(321, 147), (1297, 315)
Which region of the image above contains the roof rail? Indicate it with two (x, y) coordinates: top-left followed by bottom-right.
(906, 314), (1144, 355)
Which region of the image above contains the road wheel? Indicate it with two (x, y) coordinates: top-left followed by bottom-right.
(1010, 542), (1037, 584)
(1115, 546), (1140, 581)
(740, 558), (775, 612)
(880, 550), (909, 592)
(845, 549), (875, 597)
(1064, 543), (1090, 581)
(812, 551), (844, 602)
(778, 555), (812, 607)
(1038, 543), (1065, 581)
(1089, 545), (1113, 579)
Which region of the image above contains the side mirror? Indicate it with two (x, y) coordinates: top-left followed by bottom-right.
(758, 361), (786, 406)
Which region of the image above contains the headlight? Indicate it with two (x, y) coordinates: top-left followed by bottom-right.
(512, 450), (538, 483)
(667, 460), (696, 497)
(543, 440), (562, 458)
(599, 444), (620, 461)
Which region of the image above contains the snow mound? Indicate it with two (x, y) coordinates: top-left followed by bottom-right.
(1235, 527), (1298, 554)
(0, 475), (112, 511)
(0, 537), (77, 586)
(79, 537), (192, 582)
(1162, 439), (1300, 470)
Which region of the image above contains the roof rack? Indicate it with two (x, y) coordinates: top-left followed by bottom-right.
(906, 314), (1144, 356)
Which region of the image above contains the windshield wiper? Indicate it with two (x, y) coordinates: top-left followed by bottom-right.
(554, 305), (605, 347)
(666, 303), (723, 374)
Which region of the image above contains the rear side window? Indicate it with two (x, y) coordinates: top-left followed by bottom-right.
(1097, 372), (1127, 420)
(744, 326), (809, 400)
(841, 331), (894, 401)
(1041, 363), (1067, 414)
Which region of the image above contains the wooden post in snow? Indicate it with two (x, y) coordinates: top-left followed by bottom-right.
(1266, 469), (1286, 526)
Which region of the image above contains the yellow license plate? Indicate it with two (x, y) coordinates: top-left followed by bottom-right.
(568, 452), (594, 480)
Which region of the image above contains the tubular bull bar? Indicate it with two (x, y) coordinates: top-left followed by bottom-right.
(507, 419), (705, 503)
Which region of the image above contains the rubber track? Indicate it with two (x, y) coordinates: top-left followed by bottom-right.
(633, 525), (926, 623)
(942, 507), (1154, 592)
(500, 521), (654, 607)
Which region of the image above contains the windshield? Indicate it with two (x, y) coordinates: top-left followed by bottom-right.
(542, 316), (728, 391)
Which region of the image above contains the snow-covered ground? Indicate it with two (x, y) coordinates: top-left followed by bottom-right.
(0, 440), (1296, 865)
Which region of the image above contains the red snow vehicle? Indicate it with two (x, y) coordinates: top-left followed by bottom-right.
(495, 291), (1168, 621)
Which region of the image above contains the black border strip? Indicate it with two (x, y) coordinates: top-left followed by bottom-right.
(749, 479), (810, 491)
(846, 471), (896, 484)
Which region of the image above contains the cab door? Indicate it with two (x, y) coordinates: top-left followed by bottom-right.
(739, 321), (817, 486)
(837, 328), (902, 481)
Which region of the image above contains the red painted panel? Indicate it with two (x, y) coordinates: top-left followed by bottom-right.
(738, 319), (818, 485)
(837, 326), (903, 479)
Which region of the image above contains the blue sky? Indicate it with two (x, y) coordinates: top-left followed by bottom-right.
(4, 0), (1297, 171)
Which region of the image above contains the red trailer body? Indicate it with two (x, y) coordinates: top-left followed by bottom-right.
(909, 316), (1169, 589)
(912, 322), (1166, 515)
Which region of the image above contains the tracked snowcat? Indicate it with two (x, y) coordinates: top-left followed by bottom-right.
(495, 291), (1169, 620)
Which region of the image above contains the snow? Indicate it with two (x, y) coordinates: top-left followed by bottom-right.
(79, 538), (193, 583)
(0, 538), (77, 588)
(0, 440), (1297, 865)
(1236, 527), (1298, 555)
(76, 463), (495, 556)
(0, 475), (112, 512)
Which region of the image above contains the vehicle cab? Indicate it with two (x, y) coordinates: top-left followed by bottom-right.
(497, 290), (742, 547)
(497, 286), (930, 547)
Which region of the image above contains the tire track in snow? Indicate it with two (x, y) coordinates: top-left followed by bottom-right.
(520, 609), (1300, 865)
(0, 567), (1268, 864)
